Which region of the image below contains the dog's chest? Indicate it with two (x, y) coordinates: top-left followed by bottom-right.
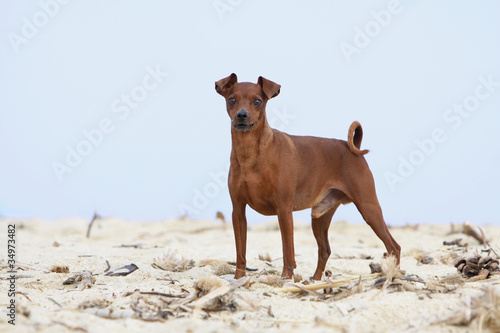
(241, 170), (275, 196)
(236, 169), (278, 215)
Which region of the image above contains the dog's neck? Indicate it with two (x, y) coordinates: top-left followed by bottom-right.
(231, 117), (274, 170)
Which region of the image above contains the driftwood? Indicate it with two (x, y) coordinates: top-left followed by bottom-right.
(86, 211), (102, 238)
(275, 273), (382, 293)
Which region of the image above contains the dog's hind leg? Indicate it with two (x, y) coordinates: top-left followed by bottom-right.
(354, 199), (401, 264)
(311, 189), (348, 280)
(311, 208), (336, 280)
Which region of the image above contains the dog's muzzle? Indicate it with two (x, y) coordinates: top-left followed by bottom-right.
(233, 109), (254, 132)
(233, 122), (255, 132)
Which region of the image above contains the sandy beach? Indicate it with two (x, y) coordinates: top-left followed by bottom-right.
(1, 216), (499, 332)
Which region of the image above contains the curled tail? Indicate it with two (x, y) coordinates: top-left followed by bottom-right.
(347, 121), (369, 156)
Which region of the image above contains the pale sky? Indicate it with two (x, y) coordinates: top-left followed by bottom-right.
(1, 1), (499, 225)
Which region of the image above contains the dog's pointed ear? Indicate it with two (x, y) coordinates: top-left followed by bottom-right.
(258, 76), (281, 99)
(215, 73), (238, 96)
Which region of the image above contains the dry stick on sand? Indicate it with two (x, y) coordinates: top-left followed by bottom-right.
(443, 238), (466, 247)
(463, 222), (500, 257)
(86, 211), (102, 238)
(104, 260), (111, 273)
(123, 290), (187, 298)
(274, 273), (382, 293)
(463, 222), (487, 246)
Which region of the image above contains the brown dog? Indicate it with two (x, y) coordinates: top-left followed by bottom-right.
(215, 73), (401, 280)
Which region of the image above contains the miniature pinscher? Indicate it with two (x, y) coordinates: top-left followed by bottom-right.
(215, 73), (401, 280)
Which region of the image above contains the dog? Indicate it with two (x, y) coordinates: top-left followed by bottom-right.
(215, 73), (401, 280)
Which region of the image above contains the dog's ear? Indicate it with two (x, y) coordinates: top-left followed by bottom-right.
(258, 76), (281, 99)
(215, 73), (238, 96)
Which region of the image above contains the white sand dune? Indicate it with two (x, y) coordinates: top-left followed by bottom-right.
(1, 217), (499, 332)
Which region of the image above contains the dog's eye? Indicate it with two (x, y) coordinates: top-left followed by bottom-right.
(228, 97), (236, 105)
(253, 99), (262, 106)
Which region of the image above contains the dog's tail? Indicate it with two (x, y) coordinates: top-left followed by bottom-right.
(347, 121), (369, 156)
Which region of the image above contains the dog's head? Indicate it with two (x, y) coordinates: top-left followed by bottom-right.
(215, 73), (280, 133)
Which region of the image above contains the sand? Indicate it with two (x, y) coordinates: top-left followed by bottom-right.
(1, 216), (499, 333)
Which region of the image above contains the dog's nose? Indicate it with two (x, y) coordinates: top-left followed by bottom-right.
(236, 110), (248, 121)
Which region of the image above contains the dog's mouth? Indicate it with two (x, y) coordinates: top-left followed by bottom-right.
(233, 123), (255, 132)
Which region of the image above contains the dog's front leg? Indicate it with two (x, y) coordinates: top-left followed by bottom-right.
(232, 202), (248, 279)
(277, 206), (296, 279)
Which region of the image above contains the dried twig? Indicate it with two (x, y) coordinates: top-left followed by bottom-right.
(283, 283), (323, 297)
(47, 297), (63, 307)
(443, 238), (466, 247)
(227, 262), (258, 272)
(104, 260), (111, 273)
(86, 211), (101, 238)
(463, 222), (487, 246)
(15, 291), (32, 302)
(275, 273), (381, 293)
(123, 290), (187, 298)
(113, 243), (143, 249)
(140, 291), (186, 298)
